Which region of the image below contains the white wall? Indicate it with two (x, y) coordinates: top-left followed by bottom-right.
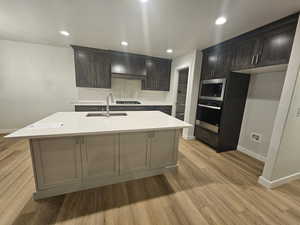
(271, 69), (300, 179)
(260, 15), (300, 185)
(238, 71), (286, 160)
(168, 50), (202, 139)
(0, 40), (77, 132)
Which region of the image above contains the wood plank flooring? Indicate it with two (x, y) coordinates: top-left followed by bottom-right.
(1, 135), (300, 225)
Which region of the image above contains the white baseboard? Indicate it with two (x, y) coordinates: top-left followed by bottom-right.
(237, 145), (266, 162)
(0, 129), (17, 134)
(259, 172), (300, 189)
(182, 136), (195, 140)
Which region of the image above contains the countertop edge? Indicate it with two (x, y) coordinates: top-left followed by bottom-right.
(5, 125), (192, 139)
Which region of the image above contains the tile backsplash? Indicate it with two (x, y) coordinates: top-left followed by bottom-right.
(77, 78), (170, 102)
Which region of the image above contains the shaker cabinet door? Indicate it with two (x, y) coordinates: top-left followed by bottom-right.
(81, 135), (119, 180)
(214, 46), (234, 78)
(31, 137), (82, 190)
(258, 23), (296, 67)
(74, 48), (97, 88)
(150, 130), (177, 168)
(201, 50), (219, 80)
(142, 58), (171, 91)
(72, 46), (111, 88)
(119, 132), (149, 173)
(232, 37), (260, 71)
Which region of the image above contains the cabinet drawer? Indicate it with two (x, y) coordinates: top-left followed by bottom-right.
(195, 126), (218, 148)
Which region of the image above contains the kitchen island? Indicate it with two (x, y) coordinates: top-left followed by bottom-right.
(6, 111), (191, 199)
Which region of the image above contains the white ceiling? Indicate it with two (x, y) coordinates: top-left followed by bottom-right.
(0, 0), (299, 58)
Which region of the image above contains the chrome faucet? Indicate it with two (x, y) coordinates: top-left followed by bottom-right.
(106, 93), (114, 117)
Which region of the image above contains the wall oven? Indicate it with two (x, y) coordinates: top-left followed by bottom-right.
(196, 100), (222, 134)
(200, 78), (226, 101)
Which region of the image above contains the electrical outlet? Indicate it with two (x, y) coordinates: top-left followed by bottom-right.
(250, 132), (262, 143)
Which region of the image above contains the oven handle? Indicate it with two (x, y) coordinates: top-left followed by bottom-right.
(198, 104), (221, 110)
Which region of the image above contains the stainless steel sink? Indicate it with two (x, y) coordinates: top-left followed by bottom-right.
(86, 113), (128, 117)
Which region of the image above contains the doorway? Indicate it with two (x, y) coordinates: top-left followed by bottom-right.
(176, 68), (189, 121)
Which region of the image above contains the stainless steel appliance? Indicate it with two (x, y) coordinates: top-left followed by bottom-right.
(200, 78), (226, 101)
(196, 100), (222, 133)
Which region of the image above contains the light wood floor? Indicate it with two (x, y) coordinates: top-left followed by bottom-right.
(1, 135), (300, 225)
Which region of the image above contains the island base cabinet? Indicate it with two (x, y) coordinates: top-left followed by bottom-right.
(81, 135), (119, 181)
(30, 137), (82, 191)
(29, 129), (181, 200)
(119, 132), (149, 174)
(150, 130), (179, 168)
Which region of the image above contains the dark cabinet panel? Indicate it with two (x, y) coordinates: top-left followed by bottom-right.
(142, 58), (172, 91)
(257, 23), (296, 67)
(93, 52), (112, 88)
(194, 125), (218, 148)
(72, 46), (111, 88)
(201, 46), (234, 80)
(111, 52), (146, 76)
(214, 46), (234, 78)
(201, 50), (218, 80)
(205, 14), (298, 74)
(231, 37), (260, 71)
(75, 105), (172, 115)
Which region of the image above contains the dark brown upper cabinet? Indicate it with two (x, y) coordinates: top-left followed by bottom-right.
(214, 45), (234, 78)
(256, 23), (297, 67)
(232, 23), (296, 71)
(231, 37), (260, 71)
(142, 57), (172, 91)
(201, 50), (218, 80)
(110, 51), (146, 78)
(72, 46), (111, 88)
(72, 46), (172, 91)
(201, 45), (234, 80)
(201, 13), (298, 77)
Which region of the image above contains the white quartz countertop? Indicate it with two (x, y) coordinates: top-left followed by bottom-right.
(6, 111), (192, 139)
(73, 100), (173, 106)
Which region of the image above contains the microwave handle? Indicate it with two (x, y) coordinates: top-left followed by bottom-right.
(198, 104), (221, 110)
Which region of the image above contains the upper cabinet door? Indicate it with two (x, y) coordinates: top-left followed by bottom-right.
(72, 46), (111, 88)
(257, 23), (297, 67)
(142, 58), (171, 91)
(214, 45), (234, 78)
(231, 37), (260, 71)
(73, 48), (97, 88)
(111, 52), (146, 76)
(93, 51), (112, 88)
(201, 50), (218, 80)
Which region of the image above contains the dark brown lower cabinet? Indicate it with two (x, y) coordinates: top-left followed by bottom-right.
(75, 105), (172, 115)
(195, 72), (250, 153)
(194, 126), (218, 149)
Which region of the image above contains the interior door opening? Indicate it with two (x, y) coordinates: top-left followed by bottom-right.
(176, 68), (189, 121)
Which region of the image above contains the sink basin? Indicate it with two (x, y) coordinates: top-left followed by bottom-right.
(86, 113), (128, 117)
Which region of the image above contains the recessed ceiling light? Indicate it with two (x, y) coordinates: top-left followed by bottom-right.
(140, 0), (148, 2)
(121, 41), (128, 46)
(215, 17), (227, 25)
(166, 49), (173, 54)
(60, 30), (70, 36)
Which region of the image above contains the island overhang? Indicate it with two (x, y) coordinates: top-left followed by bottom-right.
(5, 111), (192, 139)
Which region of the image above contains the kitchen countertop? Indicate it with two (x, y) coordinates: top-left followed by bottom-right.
(6, 111), (191, 139)
(73, 100), (173, 106)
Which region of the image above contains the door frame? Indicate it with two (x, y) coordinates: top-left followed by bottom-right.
(173, 65), (190, 122)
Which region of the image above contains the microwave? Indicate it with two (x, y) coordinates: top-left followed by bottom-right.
(199, 78), (226, 101)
